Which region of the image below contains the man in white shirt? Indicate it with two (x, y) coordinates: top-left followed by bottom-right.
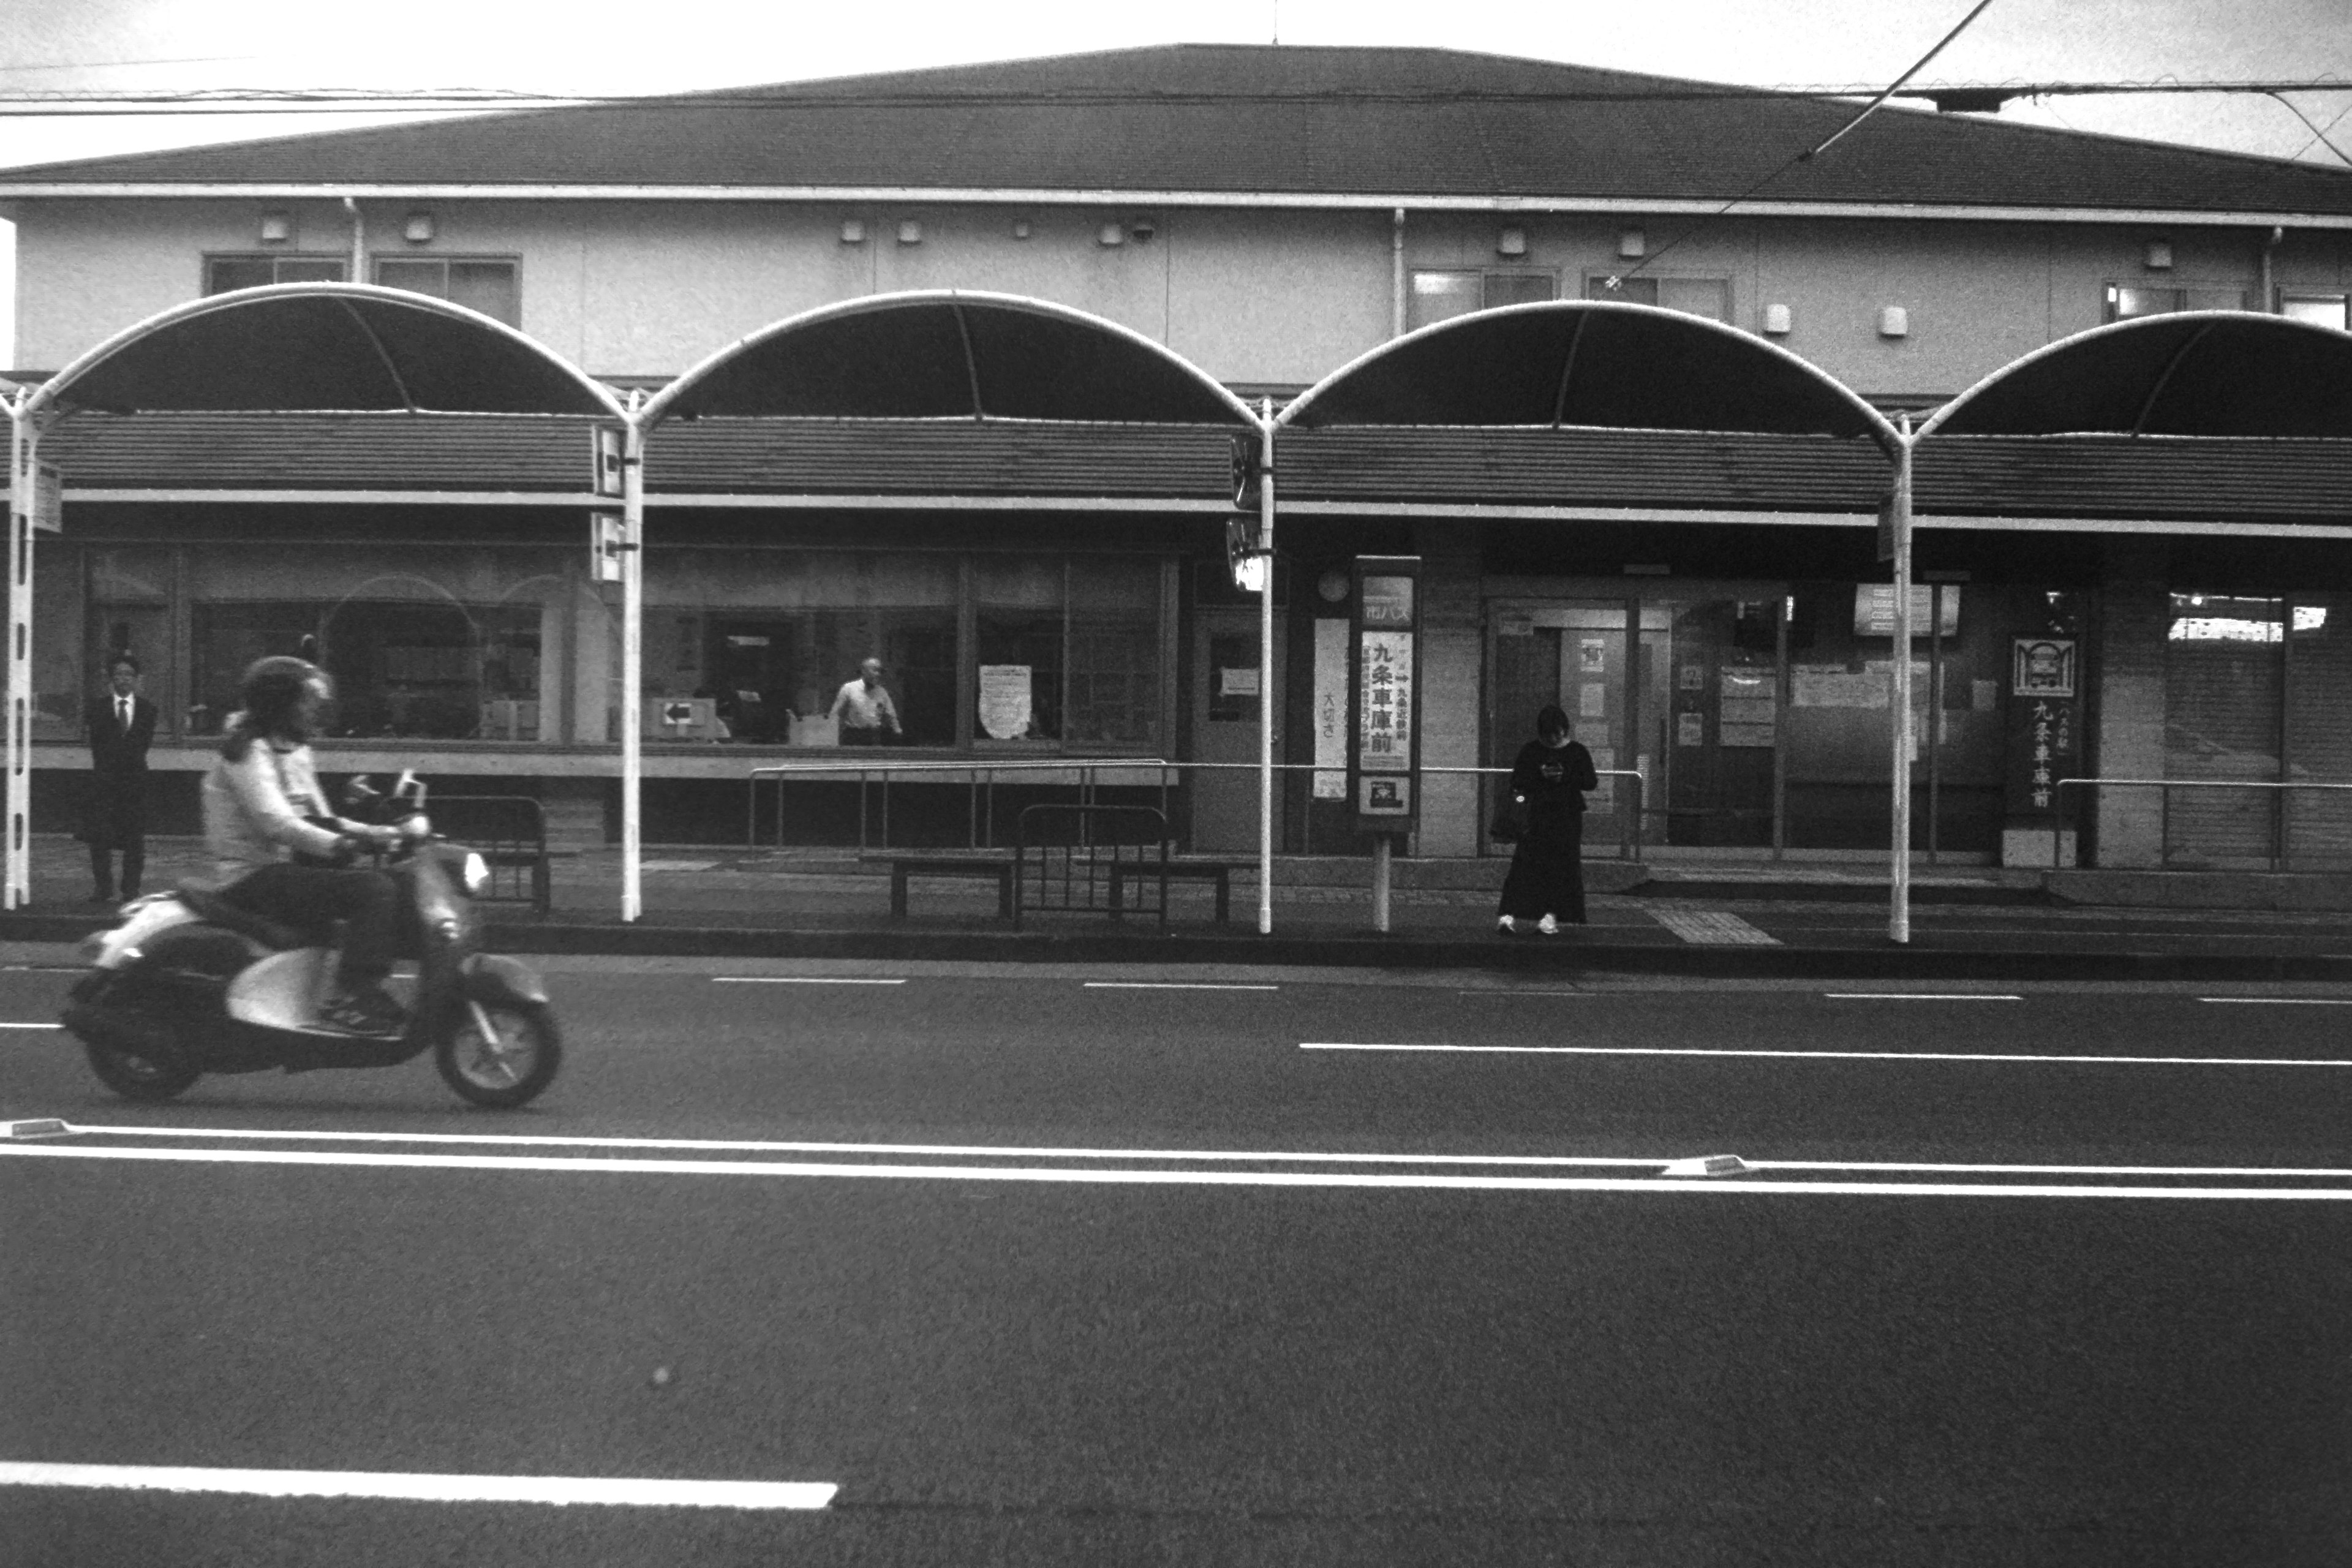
(827, 657), (903, 746)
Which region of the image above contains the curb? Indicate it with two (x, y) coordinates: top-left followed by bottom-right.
(7, 912), (2348, 982)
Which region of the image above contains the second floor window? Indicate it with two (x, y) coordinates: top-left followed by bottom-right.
(374, 257), (521, 327)
(2105, 284), (2247, 321)
(205, 255), (347, 293)
(1408, 269), (1556, 332)
(1585, 274), (1730, 322)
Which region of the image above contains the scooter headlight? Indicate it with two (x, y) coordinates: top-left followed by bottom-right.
(462, 851), (490, 898)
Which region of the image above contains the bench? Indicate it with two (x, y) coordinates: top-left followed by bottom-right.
(1108, 859), (1251, 924)
(873, 853), (1016, 919)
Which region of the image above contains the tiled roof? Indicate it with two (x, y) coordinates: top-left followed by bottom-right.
(6, 45), (2349, 217)
(39, 412), (2352, 526)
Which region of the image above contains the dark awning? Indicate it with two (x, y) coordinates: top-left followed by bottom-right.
(23, 283), (625, 419)
(1920, 312), (2352, 439)
(643, 292), (1257, 428)
(1281, 301), (1899, 446)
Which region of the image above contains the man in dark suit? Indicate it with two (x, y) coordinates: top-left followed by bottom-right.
(83, 652), (156, 903)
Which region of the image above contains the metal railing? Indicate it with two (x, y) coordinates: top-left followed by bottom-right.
(1012, 802), (1172, 930)
(429, 793), (552, 914)
(2052, 776), (2352, 872)
(746, 756), (1649, 859)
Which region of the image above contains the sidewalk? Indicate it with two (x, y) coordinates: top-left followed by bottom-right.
(12, 835), (2352, 980)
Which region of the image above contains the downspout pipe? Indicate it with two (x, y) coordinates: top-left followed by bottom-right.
(2261, 224), (2285, 313)
(1391, 208), (1406, 338)
(342, 196), (365, 285)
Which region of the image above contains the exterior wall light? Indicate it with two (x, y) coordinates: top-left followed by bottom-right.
(2144, 238), (2174, 270)
(402, 212), (435, 244)
(839, 219), (867, 245)
(897, 221), (922, 246)
(1098, 222), (1126, 247)
(1012, 219), (1032, 239)
(1496, 226), (1528, 257)
(1618, 228), (1646, 258)
(1763, 302), (1793, 335)
(258, 212), (293, 245)
(1878, 305), (1911, 339)
(1130, 219), (1156, 243)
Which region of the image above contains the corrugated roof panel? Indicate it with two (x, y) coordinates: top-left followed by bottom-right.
(42, 412), (596, 491)
(1917, 436), (2352, 523)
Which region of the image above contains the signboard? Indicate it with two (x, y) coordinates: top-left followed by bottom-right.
(589, 511), (625, 584)
(1853, 584), (1961, 638)
(1348, 556), (1421, 832)
(26, 462), (61, 535)
(592, 426), (625, 497)
(1313, 619), (1347, 799)
(2007, 637), (2081, 823)
(2012, 636), (2076, 698)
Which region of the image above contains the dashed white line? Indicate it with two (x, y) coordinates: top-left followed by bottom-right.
(0, 1020), (62, 1028)
(1301, 1041), (2352, 1066)
(0, 1462), (834, 1510)
(2199, 997), (2352, 1006)
(712, 976), (907, 986)
(1083, 982), (1279, 991)
(1825, 993), (2022, 1001)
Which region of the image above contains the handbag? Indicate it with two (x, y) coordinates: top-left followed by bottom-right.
(1490, 785), (1527, 842)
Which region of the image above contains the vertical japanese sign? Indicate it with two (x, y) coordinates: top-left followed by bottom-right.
(1313, 618), (1348, 799)
(2005, 636), (2079, 821)
(1349, 556), (1421, 831)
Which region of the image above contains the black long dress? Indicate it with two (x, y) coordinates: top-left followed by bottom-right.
(1498, 738), (1597, 924)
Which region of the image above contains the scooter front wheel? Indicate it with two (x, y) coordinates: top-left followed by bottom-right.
(435, 1000), (560, 1109)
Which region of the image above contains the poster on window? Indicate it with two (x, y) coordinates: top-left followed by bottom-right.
(1357, 630), (1414, 772)
(977, 665), (1033, 740)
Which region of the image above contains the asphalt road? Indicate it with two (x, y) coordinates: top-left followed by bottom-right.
(6, 953), (2352, 1566)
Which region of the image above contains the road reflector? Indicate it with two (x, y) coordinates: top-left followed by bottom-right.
(2, 1119), (70, 1140)
(1660, 1154), (1752, 1177)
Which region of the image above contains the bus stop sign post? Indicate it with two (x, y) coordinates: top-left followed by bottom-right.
(1348, 556), (1420, 933)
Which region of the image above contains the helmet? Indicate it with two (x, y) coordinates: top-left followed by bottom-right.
(240, 655), (327, 712)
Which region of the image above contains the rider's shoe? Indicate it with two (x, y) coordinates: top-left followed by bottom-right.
(322, 987), (405, 1037)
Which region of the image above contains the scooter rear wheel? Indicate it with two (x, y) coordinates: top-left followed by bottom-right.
(83, 1038), (200, 1103)
(435, 1000), (560, 1109)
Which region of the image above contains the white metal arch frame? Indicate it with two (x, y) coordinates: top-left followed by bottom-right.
(623, 290), (1264, 925)
(1275, 300), (1929, 939)
(5, 283), (627, 910)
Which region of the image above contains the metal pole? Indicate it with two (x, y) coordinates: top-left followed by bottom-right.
(1928, 582), (1943, 865)
(1889, 428), (1915, 945)
(1257, 399), (1276, 935)
(1371, 834), (1392, 932)
(620, 410), (645, 922)
(6, 401), (36, 910)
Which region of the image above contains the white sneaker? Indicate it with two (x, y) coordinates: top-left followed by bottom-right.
(1537, 913), (1560, 935)
(1498, 915), (1517, 933)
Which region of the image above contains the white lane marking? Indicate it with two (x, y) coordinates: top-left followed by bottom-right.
(1458, 990), (1590, 998)
(1301, 1041), (2352, 1066)
(1653, 909), (1781, 946)
(0, 1462), (833, 1510)
(63, 1123), (1668, 1168)
(712, 976), (907, 986)
(0, 1021), (62, 1028)
(6, 1142), (2350, 1199)
(39, 1123), (2352, 1180)
(1825, 993), (2022, 1001)
(1083, 981), (1279, 992)
(2199, 997), (2352, 1006)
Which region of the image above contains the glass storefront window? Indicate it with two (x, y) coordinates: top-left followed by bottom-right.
(2166, 593), (2282, 865)
(187, 547), (567, 741)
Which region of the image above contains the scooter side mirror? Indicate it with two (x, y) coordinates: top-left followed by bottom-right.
(342, 777), (382, 813)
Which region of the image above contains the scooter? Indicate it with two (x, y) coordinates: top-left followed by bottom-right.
(61, 772), (560, 1109)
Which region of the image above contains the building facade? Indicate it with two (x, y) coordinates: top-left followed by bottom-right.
(6, 45), (2352, 867)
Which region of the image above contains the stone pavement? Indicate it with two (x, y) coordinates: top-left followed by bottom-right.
(12, 835), (2352, 979)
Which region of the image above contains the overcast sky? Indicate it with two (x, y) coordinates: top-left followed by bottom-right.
(4, 0), (2349, 364)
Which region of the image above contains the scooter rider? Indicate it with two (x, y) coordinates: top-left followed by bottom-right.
(198, 657), (406, 1036)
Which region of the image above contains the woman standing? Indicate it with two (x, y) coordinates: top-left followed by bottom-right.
(1498, 703), (1599, 934)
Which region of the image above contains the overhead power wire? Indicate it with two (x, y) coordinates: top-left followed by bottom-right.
(1605, 0), (2000, 290)
(2268, 91), (2352, 169)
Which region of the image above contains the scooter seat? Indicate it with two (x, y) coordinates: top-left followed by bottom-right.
(174, 886), (312, 951)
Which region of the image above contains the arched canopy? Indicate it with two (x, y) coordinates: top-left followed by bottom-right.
(21, 283), (626, 419)
(1278, 300), (1900, 450)
(1920, 312), (2352, 439)
(640, 291), (1257, 429)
